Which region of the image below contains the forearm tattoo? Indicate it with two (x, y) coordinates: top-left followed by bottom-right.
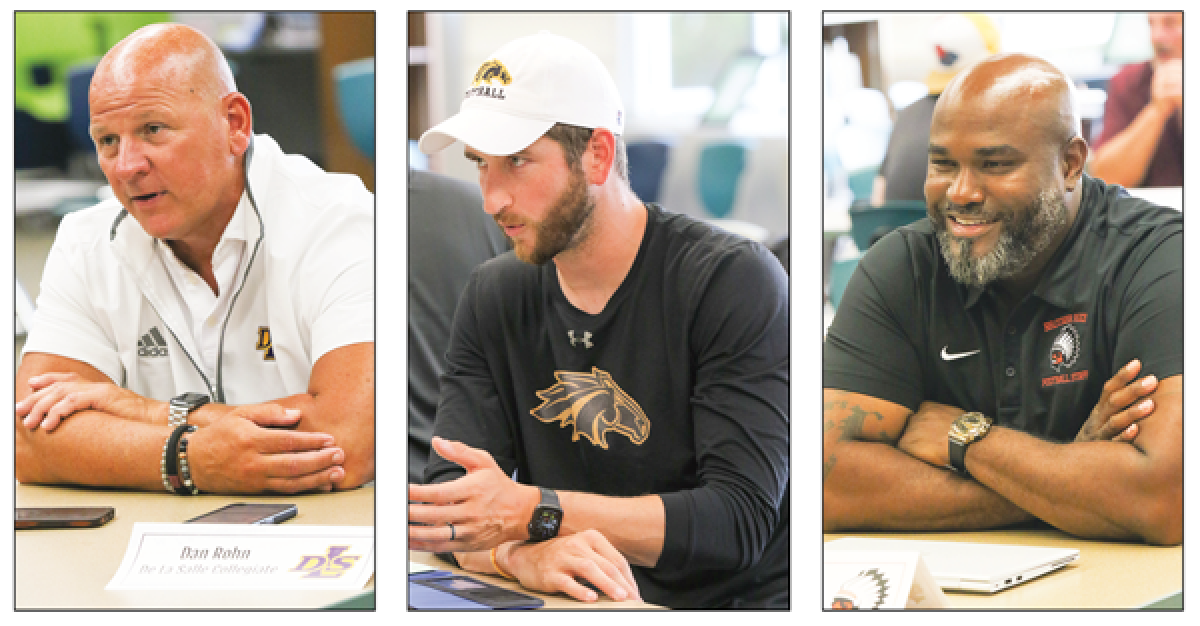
(824, 394), (894, 482)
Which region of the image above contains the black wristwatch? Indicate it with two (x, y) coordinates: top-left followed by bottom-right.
(169, 392), (210, 428)
(527, 487), (563, 542)
(948, 411), (993, 479)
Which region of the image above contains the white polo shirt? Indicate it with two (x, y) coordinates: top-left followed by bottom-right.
(23, 134), (374, 404)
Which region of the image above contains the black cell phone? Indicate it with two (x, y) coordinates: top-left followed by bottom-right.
(184, 503), (297, 524)
(16, 506), (115, 529)
(411, 573), (545, 609)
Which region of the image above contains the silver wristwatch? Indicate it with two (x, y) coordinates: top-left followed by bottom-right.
(168, 393), (210, 428)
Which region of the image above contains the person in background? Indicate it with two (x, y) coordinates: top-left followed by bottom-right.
(1089, 11), (1182, 188)
(408, 168), (508, 483)
(871, 13), (1001, 206)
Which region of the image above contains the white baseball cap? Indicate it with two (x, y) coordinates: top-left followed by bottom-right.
(925, 13), (1001, 95)
(418, 31), (625, 156)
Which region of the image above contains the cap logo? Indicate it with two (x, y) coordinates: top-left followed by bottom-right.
(466, 59), (512, 100)
(472, 60), (512, 87)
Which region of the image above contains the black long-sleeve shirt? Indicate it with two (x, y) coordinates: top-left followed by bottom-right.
(425, 205), (789, 608)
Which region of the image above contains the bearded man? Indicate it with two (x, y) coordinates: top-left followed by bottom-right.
(823, 53), (1182, 545)
(407, 33), (789, 609)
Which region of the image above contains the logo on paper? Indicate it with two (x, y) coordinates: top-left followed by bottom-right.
(531, 367), (650, 449)
(290, 545), (362, 579)
(256, 326), (276, 361)
(831, 568), (890, 610)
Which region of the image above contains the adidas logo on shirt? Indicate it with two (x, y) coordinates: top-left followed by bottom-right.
(138, 327), (169, 357)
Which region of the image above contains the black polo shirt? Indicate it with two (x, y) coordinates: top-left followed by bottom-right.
(824, 175), (1182, 442)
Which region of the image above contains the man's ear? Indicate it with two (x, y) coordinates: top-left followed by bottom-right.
(224, 92), (253, 157)
(1063, 135), (1088, 191)
(582, 128), (616, 186)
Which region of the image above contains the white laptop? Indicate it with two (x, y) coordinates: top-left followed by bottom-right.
(825, 538), (1079, 593)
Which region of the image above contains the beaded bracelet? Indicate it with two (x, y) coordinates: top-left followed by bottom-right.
(177, 429), (199, 495)
(162, 424), (195, 495)
(160, 429), (175, 493)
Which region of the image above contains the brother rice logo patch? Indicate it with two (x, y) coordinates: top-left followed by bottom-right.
(466, 59), (511, 100)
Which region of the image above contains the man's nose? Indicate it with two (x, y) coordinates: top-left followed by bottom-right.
(112, 140), (150, 179)
(479, 168), (511, 216)
(946, 167), (984, 207)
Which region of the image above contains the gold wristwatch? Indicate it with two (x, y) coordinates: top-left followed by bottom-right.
(948, 411), (993, 478)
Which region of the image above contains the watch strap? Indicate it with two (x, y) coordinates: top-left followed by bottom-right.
(948, 436), (970, 477)
(539, 486), (561, 509)
(169, 393), (209, 428)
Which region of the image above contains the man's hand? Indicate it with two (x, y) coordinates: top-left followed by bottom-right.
(896, 401), (962, 469)
(187, 404), (345, 494)
(408, 437), (540, 553)
(16, 373), (162, 432)
(500, 531), (641, 603)
(1152, 59), (1183, 116)
(1075, 359), (1157, 443)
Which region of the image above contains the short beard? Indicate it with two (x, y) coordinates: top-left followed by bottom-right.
(935, 188), (1069, 288)
(504, 166), (596, 266)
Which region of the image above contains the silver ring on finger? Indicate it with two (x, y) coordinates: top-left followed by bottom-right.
(447, 522), (456, 541)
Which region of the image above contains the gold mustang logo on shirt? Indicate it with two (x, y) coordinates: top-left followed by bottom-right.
(531, 367), (650, 449)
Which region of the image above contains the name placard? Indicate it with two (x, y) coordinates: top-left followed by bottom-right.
(106, 523), (374, 590)
(824, 549), (947, 610)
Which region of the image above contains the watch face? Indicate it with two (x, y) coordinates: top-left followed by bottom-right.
(954, 413), (991, 440)
(173, 393), (209, 408)
(530, 507), (562, 539)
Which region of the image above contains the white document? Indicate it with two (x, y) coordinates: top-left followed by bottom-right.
(409, 560), (437, 574)
(106, 523), (374, 590)
(824, 549), (948, 610)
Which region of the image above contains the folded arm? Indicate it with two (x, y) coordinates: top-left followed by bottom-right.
(15, 342), (374, 492)
(822, 388), (1033, 532)
(958, 375), (1181, 545)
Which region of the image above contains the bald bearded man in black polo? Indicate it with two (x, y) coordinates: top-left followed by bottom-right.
(823, 53), (1182, 545)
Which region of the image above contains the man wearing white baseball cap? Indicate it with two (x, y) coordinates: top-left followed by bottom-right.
(408, 32), (789, 608)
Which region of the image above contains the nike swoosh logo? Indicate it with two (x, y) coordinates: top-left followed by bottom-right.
(941, 346), (981, 361)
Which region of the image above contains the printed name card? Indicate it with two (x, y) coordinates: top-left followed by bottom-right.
(106, 523), (374, 590)
(824, 549), (947, 610)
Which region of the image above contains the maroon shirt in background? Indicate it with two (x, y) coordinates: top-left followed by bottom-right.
(1093, 60), (1183, 188)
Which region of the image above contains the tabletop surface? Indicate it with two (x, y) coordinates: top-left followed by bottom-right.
(824, 528), (1181, 609)
(16, 483), (375, 609)
(409, 550), (663, 610)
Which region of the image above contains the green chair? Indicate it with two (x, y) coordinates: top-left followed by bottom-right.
(828, 257), (859, 311)
(845, 165), (878, 204)
(333, 57), (375, 160)
(15, 12), (167, 123)
(848, 200), (927, 252)
(696, 142), (747, 219)
(15, 12), (103, 123)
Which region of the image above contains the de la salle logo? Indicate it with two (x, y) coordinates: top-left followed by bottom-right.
(290, 545), (363, 579)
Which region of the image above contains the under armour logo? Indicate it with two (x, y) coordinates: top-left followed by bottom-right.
(568, 330), (593, 349)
